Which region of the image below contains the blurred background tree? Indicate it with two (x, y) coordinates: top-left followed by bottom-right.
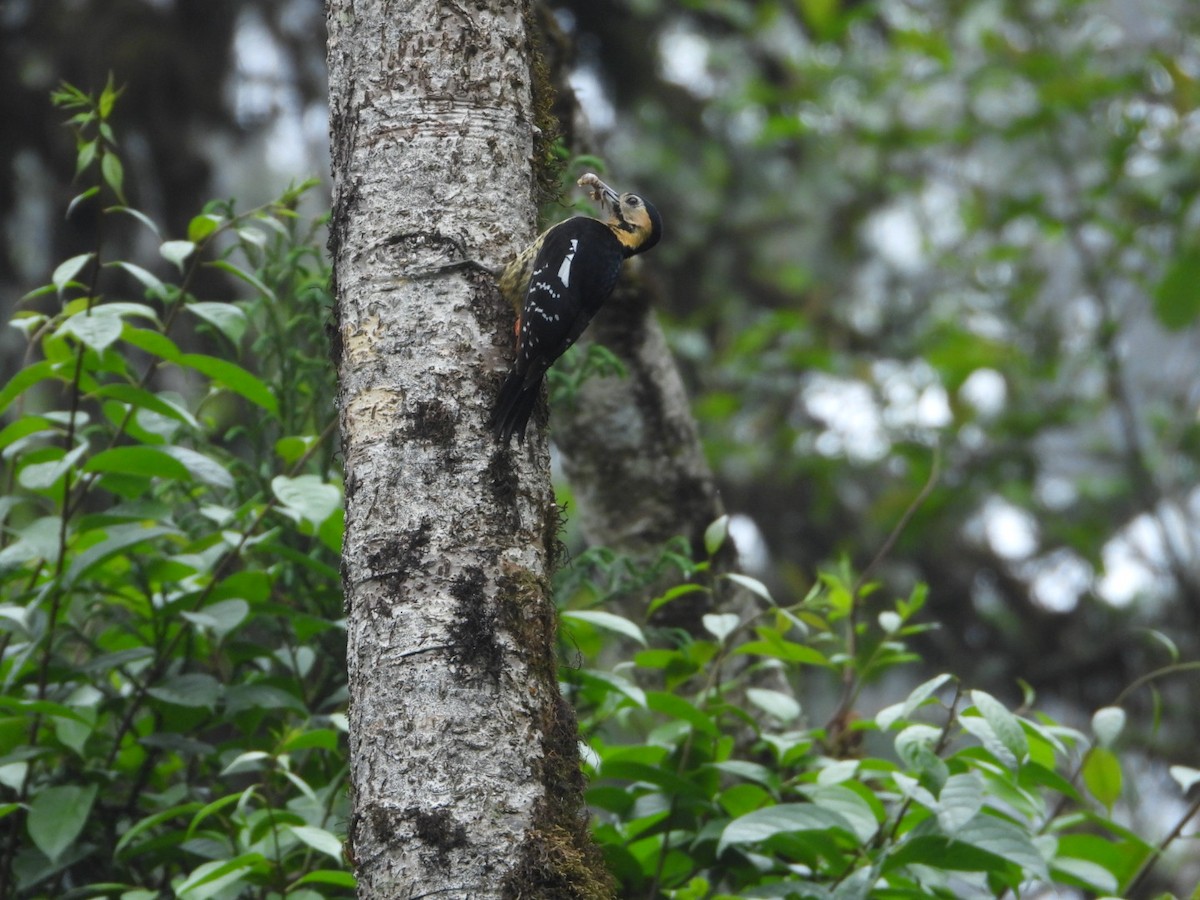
(4, 0), (1199, 839)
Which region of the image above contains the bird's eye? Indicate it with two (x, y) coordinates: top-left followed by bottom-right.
(627, 196), (641, 207)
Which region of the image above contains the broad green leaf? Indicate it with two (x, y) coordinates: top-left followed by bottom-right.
(208, 259), (277, 301)
(107, 205), (161, 237)
(956, 813), (1050, 880)
(701, 612), (740, 642)
(271, 474), (341, 525)
(53, 253), (93, 295)
(187, 301), (248, 344)
(84, 446), (192, 481)
(224, 683), (307, 715)
(646, 691), (718, 736)
(108, 261), (166, 299)
(937, 772), (984, 833)
(876, 673), (953, 730)
(718, 804), (857, 854)
(147, 673), (221, 710)
(704, 514), (729, 556)
(724, 572), (773, 602)
(175, 854), (265, 900)
(160, 240), (197, 271)
(959, 715), (1018, 770)
(295, 871), (357, 888)
(562, 609), (647, 646)
(745, 687), (801, 723)
(66, 523), (179, 585)
(27, 784), (97, 862)
(1051, 856), (1118, 894)
(19, 444), (87, 491)
(59, 308), (124, 351)
(181, 599), (249, 638)
(1082, 747), (1122, 811)
(114, 801), (205, 856)
(188, 214), (224, 243)
(91, 384), (198, 429)
(802, 784), (880, 842)
(0, 360), (61, 414)
(970, 690), (1028, 765)
(101, 152), (126, 202)
(1091, 706), (1125, 748)
(180, 353), (278, 414)
(163, 446), (235, 489)
(288, 825), (343, 861)
(736, 637), (830, 666)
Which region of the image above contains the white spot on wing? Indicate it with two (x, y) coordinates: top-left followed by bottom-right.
(557, 239), (578, 287)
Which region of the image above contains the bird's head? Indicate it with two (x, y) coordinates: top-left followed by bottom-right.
(580, 174), (663, 257)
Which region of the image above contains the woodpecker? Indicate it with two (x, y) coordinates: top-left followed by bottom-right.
(492, 173), (663, 444)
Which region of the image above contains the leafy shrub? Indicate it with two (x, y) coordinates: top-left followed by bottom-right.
(560, 518), (1200, 899)
(0, 82), (349, 899)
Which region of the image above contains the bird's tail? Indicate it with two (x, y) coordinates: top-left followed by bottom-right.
(491, 369), (542, 444)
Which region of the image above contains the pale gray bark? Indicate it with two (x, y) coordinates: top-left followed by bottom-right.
(327, 1), (610, 897)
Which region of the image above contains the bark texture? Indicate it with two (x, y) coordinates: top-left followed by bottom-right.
(327, 1), (610, 896)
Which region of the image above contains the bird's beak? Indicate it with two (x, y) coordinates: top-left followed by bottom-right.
(578, 173), (620, 217)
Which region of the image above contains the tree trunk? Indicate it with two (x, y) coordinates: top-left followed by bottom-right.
(326, 1), (611, 896)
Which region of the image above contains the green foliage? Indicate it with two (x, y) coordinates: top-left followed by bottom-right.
(559, 523), (1198, 898)
(0, 85), (348, 897)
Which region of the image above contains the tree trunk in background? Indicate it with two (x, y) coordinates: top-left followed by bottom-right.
(326, 1), (611, 896)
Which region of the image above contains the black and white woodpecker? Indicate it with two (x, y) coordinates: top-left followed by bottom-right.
(492, 173), (663, 444)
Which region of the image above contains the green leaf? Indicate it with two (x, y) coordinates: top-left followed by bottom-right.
(701, 612), (740, 643)
(295, 870), (357, 889)
(1091, 706), (1125, 749)
(1082, 747), (1122, 811)
(802, 784), (880, 843)
(645, 691), (718, 736)
(84, 446), (193, 481)
(181, 600), (250, 639)
(562, 609), (647, 646)
(67, 186), (100, 219)
(704, 514), (729, 556)
(19, 444), (88, 491)
(724, 572), (773, 602)
(955, 813), (1050, 880)
(937, 772), (984, 833)
(187, 214), (224, 243)
(187, 301), (248, 344)
(288, 825), (344, 861)
(59, 308), (124, 351)
(52, 253), (93, 295)
(75, 140), (97, 176)
(27, 784), (98, 862)
(718, 804), (857, 854)
(207, 259), (277, 302)
(108, 261), (166, 299)
(0, 360), (61, 414)
(163, 446), (235, 489)
(1051, 856), (1119, 894)
(1153, 245), (1200, 330)
(175, 854), (265, 900)
(876, 673), (953, 730)
(91, 384), (198, 429)
(271, 474), (341, 525)
(745, 687), (801, 723)
(160, 240), (197, 271)
(101, 152), (126, 202)
(66, 523), (179, 585)
(736, 637), (830, 667)
(969, 689), (1028, 766)
(107, 205), (161, 237)
(147, 673), (222, 710)
(180, 353), (278, 414)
